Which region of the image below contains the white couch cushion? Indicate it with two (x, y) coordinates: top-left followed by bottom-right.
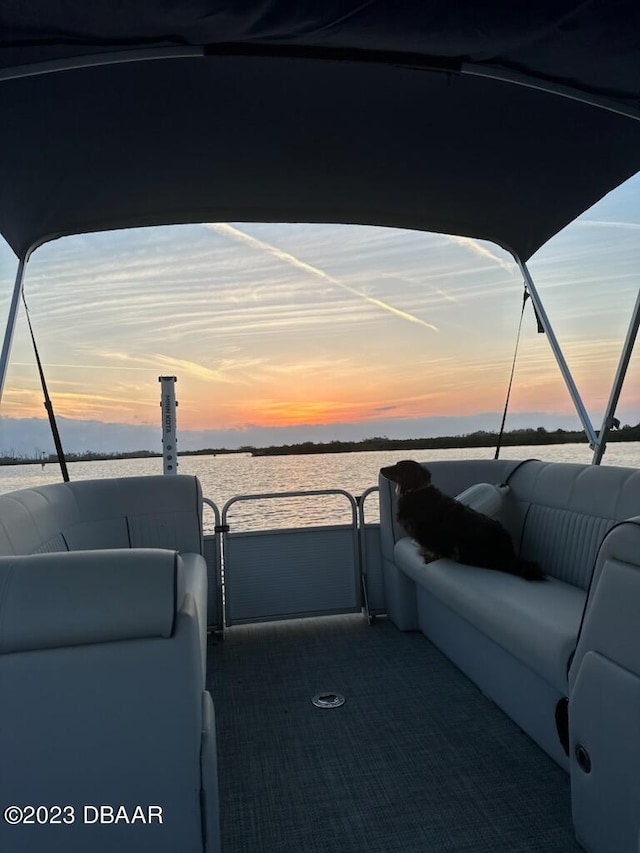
(395, 538), (585, 693)
(0, 549), (180, 654)
(455, 482), (510, 519)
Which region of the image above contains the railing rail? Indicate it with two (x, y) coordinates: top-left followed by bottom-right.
(356, 486), (380, 622)
(201, 497), (223, 633)
(219, 489), (361, 626)
(205, 486), (383, 629)
(221, 488), (359, 529)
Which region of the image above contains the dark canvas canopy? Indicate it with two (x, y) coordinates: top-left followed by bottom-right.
(1, 1), (640, 260)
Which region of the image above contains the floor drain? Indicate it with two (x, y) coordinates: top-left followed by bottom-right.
(312, 692), (346, 709)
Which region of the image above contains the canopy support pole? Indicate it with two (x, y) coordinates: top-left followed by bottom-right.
(592, 289), (640, 465)
(516, 258), (598, 450)
(0, 258), (26, 405)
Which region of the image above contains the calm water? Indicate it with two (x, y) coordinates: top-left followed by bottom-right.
(1, 442), (639, 533)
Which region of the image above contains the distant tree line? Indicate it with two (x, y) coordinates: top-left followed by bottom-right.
(2, 423), (639, 465)
(247, 424), (640, 457)
(0, 449), (161, 466)
(0, 447), (249, 466)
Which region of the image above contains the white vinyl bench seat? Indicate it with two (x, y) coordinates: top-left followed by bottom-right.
(395, 538), (586, 694)
(0, 475), (220, 853)
(0, 474), (208, 677)
(380, 458), (640, 853)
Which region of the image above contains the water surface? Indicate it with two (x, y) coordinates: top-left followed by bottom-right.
(1, 442), (638, 532)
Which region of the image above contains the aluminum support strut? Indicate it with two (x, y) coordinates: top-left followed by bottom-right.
(516, 259), (598, 450)
(592, 288), (640, 465)
(2, 48), (640, 125)
(0, 47), (204, 83)
(462, 64), (640, 124)
(0, 258), (26, 406)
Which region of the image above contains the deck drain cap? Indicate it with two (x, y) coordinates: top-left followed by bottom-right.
(312, 693), (345, 709)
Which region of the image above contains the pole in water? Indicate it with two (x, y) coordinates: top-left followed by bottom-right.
(159, 376), (178, 475)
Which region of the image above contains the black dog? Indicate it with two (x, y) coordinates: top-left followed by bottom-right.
(381, 460), (544, 581)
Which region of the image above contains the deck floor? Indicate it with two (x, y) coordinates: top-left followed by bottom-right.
(208, 614), (582, 853)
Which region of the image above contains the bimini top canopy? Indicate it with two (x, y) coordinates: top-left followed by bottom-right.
(1, 2), (640, 261)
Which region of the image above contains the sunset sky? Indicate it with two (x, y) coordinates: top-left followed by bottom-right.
(0, 170), (638, 448)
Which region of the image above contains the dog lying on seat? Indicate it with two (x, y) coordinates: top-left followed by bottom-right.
(381, 459), (544, 581)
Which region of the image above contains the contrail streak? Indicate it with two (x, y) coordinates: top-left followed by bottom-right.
(207, 223), (439, 332)
(444, 234), (515, 272)
(379, 272), (459, 304)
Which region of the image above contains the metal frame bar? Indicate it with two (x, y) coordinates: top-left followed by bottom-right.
(202, 497), (224, 633)
(0, 47), (204, 82)
(221, 489), (361, 627)
(357, 486), (381, 623)
(222, 488), (359, 526)
(0, 258), (26, 405)
(592, 289), (640, 465)
(517, 258), (598, 450)
(2, 46), (639, 124)
(461, 63), (640, 123)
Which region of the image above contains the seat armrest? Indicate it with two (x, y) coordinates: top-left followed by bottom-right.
(568, 517), (640, 853)
(180, 552), (208, 680)
(201, 690), (222, 853)
(570, 516), (640, 686)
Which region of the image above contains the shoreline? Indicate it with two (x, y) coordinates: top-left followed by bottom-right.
(2, 426), (639, 465)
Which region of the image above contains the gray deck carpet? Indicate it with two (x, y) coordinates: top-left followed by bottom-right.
(208, 615), (582, 853)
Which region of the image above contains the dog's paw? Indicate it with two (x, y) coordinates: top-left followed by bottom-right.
(419, 546), (439, 563)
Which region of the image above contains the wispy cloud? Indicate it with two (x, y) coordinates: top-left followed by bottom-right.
(2, 184), (637, 437)
(208, 223), (439, 332)
(9, 361), (155, 372)
(375, 272), (459, 304)
(0, 384), (157, 422)
(577, 220), (640, 230)
(99, 351), (252, 385)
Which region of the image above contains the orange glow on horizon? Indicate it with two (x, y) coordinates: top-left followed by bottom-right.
(3, 342), (634, 434)
(3, 378), (636, 436)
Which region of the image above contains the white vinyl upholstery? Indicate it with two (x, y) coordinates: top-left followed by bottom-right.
(0, 475), (203, 555)
(0, 549), (178, 653)
(504, 462), (640, 589)
(378, 458), (523, 630)
(379, 458), (523, 562)
(0, 475), (220, 851)
(454, 482), (510, 519)
(0, 475), (208, 677)
(567, 517), (640, 853)
(0, 549), (220, 853)
(395, 541), (585, 694)
(379, 459), (640, 771)
(181, 551), (209, 670)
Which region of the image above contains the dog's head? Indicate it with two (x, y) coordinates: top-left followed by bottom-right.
(380, 460), (432, 493)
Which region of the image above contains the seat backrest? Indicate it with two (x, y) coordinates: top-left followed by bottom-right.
(378, 458), (640, 591)
(0, 474), (203, 556)
(0, 548), (206, 853)
(508, 461), (640, 589)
